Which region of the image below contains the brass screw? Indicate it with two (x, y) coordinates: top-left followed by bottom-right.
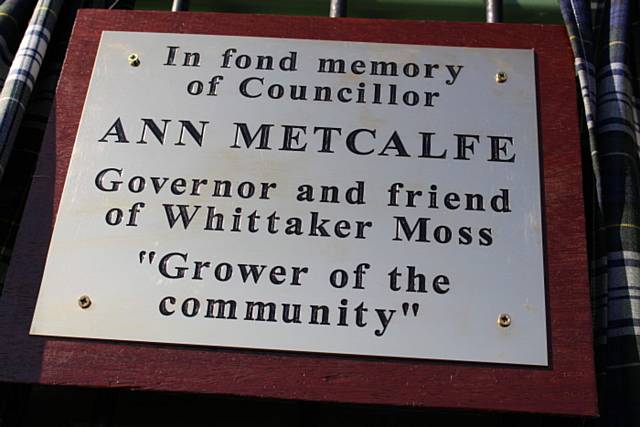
(497, 313), (511, 327)
(496, 71), (508, 83)
(128, 53), (140, 67)
(78, 295), (92, 309)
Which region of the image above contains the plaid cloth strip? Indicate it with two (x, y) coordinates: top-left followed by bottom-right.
(560, 0), (640, 425)
(0, 0), (38, 89)
(0, 0), (62, 180)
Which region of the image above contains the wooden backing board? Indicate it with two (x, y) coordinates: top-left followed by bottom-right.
(0, 10), (597, 416)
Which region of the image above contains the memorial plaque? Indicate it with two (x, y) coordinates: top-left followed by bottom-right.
(0, 10), (596, 416)
(30, 31), (546, 365)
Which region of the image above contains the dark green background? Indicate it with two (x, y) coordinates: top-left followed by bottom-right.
(133, 0), (562, 23)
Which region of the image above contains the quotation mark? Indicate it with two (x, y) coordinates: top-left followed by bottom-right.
(401, 302), (420, 317)
(139, 250), (156, 264)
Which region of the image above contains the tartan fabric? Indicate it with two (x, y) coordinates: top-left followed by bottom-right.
(0, 0), (38, 89)
(0, 0), (62, 179)
(560, 0), (640, 425)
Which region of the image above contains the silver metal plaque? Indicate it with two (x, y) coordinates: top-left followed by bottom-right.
(30, 31), (547, 365)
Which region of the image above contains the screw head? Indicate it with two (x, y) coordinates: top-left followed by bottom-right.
(497, 313), (511, 327)
(128, 53), (140, 67)
(78, 295), (92, 309)
(496, 71), (508, 83)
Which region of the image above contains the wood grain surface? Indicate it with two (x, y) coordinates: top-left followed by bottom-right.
(0, 10), (596, 416)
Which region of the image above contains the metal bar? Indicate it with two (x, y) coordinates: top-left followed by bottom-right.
(171, 0), (190, 11)
(486, 0), (503, 23)
(329, 0), (347, 17)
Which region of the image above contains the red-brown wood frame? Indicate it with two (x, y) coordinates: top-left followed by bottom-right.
(0, 10), (596, 416)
